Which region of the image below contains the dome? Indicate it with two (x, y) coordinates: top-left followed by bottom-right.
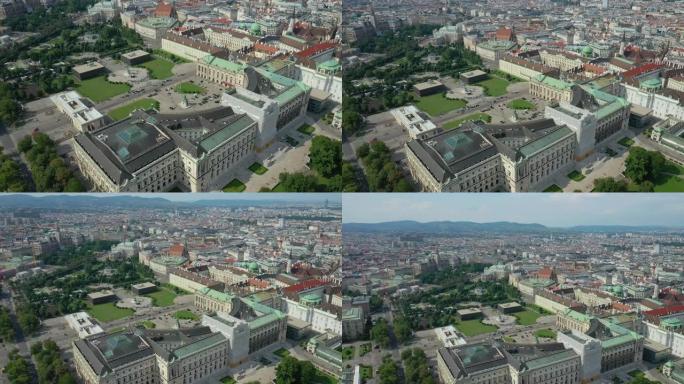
(582, 46), (593, 57)
(248, 262), (259, 272)
(250, 23), (261, 35)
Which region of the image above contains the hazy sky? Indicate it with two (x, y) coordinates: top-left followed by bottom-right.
(25, 193), (341, 203)
(343, 193), (684, 227)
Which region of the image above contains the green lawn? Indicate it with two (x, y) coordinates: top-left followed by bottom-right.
(220, 376), (236, 384)
(618, 137), (634, 148)
(605, 147), (618, 157)
(360, 365), (373, 379)
(628, 370), (645, 378)
(567, 170), (586, 182)
(474, 76), (510, 97)
(443, 113), (492, 130)
(222, 179), (245, 192)
(76, 76), (131, 102)
(297, 124), (316, 135)
(108, 98), (159, 121)
(87, 302), (134, 322)
(273, 348), (290, 358)
(414, 93), (467, 116)
(653, 174), (684, 192)
(508, 98), (535, 110)
(313, 372), (337, 384)
(175, 82), (205, 94)
(144, 286), (177, 307)
(454, 319), (498, 336)
(139, 320), (156, 329)
(174, 310), (199, 321)
(359, 343), (372, 356)
(341, 346), (355, 361)
(534, 329), (557, 339)
(543, 184), (563, 192)
(248, 162), (268, 175)
(137, 57), (175, 79)
(513, 309), (541, 325)
(503, 336), (515, 343)
(271, 183), (286, 192)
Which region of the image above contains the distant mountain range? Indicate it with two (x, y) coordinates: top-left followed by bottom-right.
(0, 194), (335, 210)
(342, 220), (681, 234)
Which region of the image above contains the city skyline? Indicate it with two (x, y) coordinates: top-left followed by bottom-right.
(343, 193), (684, 227)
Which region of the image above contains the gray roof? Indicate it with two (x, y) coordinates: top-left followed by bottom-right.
(74, 108), (255, 186)
(74, 327), (226, 376)
(407, 119), (567, 184)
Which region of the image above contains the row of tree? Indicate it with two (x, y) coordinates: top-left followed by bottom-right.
(274, 356), (322, 384)
(267, 136), (345, 192)
(31, 340), (77, 384)
(401, 348), (436, 384)
(0, 306), (15, 342)
(3, 350), (31, 384)
(0, 147), (28, 192)
(593, 147), (673, 192)
(18, 133), (85, 192)
(378, 355), (401, 384)
(357, 141), (412, 192)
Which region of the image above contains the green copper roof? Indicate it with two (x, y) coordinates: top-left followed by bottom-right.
(533, 75), (573, 90)
(202, 55), (247, 72)
(560, 309), (593, 323)
(173, 333), (226, 359)
(197, 287), (235, 303)
(640, 78), (662, 90)
(199, 114), (255, 152)
(525, 349), (578, 370)
(519, 126), (574, 158)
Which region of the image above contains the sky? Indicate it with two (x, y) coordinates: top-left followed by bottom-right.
(342, 193), (684, 227)
(24, 193), (341, 204)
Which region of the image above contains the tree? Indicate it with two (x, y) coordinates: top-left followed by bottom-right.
(309, 136), (341, 178)
(275, 356), (301, 384)
(593, 177), (628, 192)
(624, 147), (651, 183)
(277, 173), (320, 192)
(17, 136), (33, 153)
(370, 318), (391, 348)
(393, 316), (412, 343)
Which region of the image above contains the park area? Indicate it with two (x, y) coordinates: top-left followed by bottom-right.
(76, 76), (131, 102)
(248, 162), (268, 175)
(87, 302), (134, 322)
(108, 98), (159, 121)
(513, 307), (543, 325)
(144, 285), (177, 307)
(568, 170), (586, 182)
(174, 310), (199, 321)
(297, 124), (316, 135)
(443, 112), (491, 130)
(176, 82), (204, 94)
(137, 57), (175, 79)
(543, 184), (563, 192)
(474, 75), (510, 97)
(415, 93), (467, 116)
(508, 99), (535, 110)
(223, 179), (246, 192)
(454, 319), (498, 336)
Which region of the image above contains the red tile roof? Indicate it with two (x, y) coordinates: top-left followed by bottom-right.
(622, 63), (662, 78)
(644, 304), (684, 317)
(282, 279), (327, 294)
(295, 42), (336, 59)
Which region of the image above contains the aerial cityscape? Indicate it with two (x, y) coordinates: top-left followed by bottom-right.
(342, 193), (684, 384)
(342, 0), (684, 192)
(0, 0), (342, 193)
(4, 0), (684, 382)
(0, 193), (343, 384)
